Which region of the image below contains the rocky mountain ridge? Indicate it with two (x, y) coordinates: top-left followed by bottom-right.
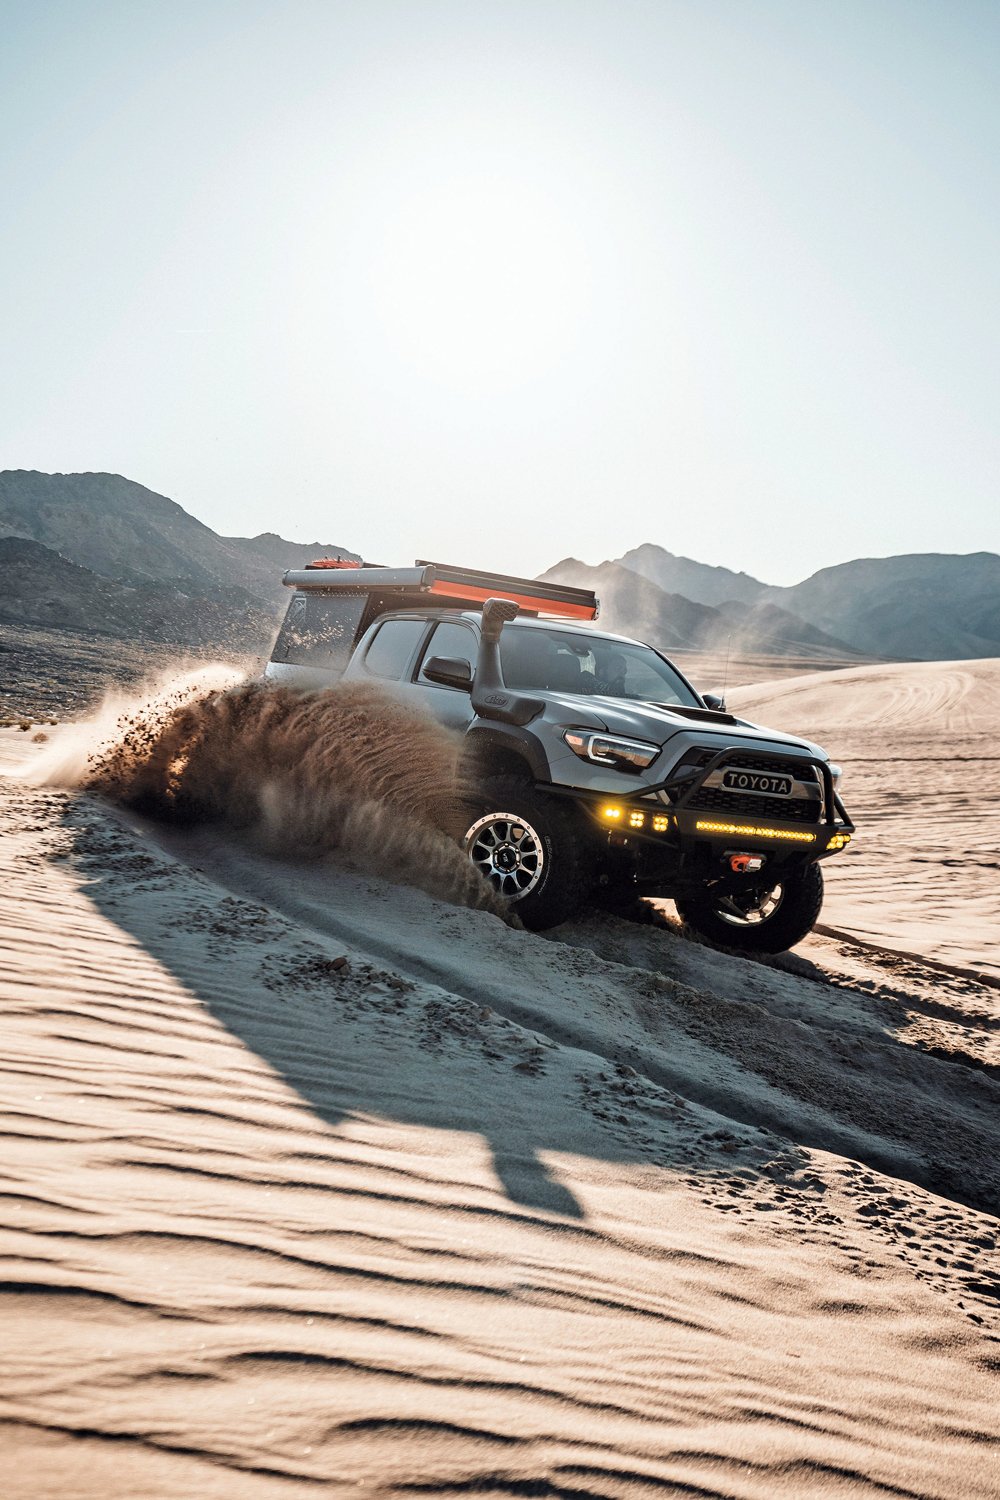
(2, 471), (997, 665)
(559, 542), (1000, 661)
(542, 557), (862, 661)
(0, 537), (271, 647)
(0, 470), (358, 611)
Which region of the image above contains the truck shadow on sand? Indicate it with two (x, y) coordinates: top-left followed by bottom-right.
(58, 792), (1000, 1260)
(63, 798), (598, 1219)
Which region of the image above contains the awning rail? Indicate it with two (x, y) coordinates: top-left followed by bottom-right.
(281, 559), (599, 620)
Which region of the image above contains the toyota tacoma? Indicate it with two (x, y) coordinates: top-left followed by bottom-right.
(265, 559), (853, 951)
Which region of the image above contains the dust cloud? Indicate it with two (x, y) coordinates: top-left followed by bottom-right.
(33, 671), (507, 918)
(24, 664), (244, 789)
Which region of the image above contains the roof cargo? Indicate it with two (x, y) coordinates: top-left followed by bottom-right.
(281, 558), (599, 622)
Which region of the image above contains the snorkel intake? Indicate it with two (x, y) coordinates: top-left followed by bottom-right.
(471, 598), (545, 727)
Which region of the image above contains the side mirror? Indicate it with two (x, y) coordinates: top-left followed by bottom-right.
(702, 692), (726, 711)
(423, 655), (473, 690)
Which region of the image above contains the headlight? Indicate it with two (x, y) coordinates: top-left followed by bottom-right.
(564, 730), (660, 773)
(828, 762), (843, 787)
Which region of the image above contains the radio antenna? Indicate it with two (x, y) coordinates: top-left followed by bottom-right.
(721, 632), (732, 709)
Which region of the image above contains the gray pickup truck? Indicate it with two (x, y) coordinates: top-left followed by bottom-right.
(265, 559), (853, 950)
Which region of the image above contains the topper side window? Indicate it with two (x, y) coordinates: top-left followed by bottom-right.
(271, 593), (366, 668)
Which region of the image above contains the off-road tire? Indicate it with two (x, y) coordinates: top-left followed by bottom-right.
(463, 775), (592, 930)
(675, 862), (824, 954)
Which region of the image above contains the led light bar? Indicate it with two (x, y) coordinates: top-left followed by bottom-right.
(695, 819), (816, 844)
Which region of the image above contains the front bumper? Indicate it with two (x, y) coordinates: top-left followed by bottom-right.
(546, 744), (854, 861)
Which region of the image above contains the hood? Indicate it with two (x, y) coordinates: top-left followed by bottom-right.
(542, 691), (824, 758)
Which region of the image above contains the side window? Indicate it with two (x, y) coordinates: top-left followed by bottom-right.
(418, 621), (477, 684)
(271, 593), (365, 669)
(361, 618), (428, 680)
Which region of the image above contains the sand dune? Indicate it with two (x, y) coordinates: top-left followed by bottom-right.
(728, 658), (1000, 982)
(1, 661), (998, 1498)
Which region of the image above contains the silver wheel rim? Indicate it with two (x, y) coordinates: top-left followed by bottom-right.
(465, 811), (545, 901)
(715, 884), (784, 927)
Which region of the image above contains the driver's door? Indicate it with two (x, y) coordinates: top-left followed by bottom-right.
(408, 620), (479, 731)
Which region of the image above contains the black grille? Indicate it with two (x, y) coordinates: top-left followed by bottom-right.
(686, 786), (819, 824)
(711, 752), (817, 781)
(673, 748), (821, 825)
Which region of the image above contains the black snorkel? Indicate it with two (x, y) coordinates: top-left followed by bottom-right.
(471, 598), (545, 727)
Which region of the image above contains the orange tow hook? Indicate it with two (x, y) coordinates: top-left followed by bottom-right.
(728, 852), (765, 875)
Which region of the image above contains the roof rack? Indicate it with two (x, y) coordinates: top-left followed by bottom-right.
(281, 559), (599, 621)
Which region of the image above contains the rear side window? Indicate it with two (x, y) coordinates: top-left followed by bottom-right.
(271, 593), (366, 669)
(361, 618), (428, 680)
(418, 621), (477, 683)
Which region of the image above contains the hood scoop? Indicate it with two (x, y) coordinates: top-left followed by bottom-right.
(657, 703), (740, 725)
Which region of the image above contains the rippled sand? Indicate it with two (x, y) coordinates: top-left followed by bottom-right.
(1, 663), (998, 1498)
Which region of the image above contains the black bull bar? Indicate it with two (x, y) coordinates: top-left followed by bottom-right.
(546, 745), (855, 854)
(658, 745), (853, 832)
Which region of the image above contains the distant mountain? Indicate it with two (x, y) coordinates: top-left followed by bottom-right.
(550, 545), (1000, 662)
(617, 543), (766, 607)
(0, 537), (271, 647)
(714, 600), (864, 658)
(0, 471), (358, 608)
(226, 531), (361, 600)
(761, 553), (1000, 660)
(5, 472), (998, 667)
(541, 558), (861, 660)
(543, 559), (720, 650)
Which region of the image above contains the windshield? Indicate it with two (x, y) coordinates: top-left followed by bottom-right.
(500, 626), (701, 707)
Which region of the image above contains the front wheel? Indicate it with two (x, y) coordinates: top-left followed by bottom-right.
(675, 863), (824, 954)
(463, 775), (591, 930)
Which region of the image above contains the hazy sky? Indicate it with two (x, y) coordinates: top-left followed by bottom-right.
(2, 0), (997, 583)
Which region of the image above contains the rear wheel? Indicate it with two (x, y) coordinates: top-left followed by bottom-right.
(463, 775), (591, 930)
(675, 863), (824, 954)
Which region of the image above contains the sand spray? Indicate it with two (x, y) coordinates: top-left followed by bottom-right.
(28, 670), (509, 918)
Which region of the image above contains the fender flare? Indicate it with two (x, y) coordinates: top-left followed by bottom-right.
(462, 723), (550, 783)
